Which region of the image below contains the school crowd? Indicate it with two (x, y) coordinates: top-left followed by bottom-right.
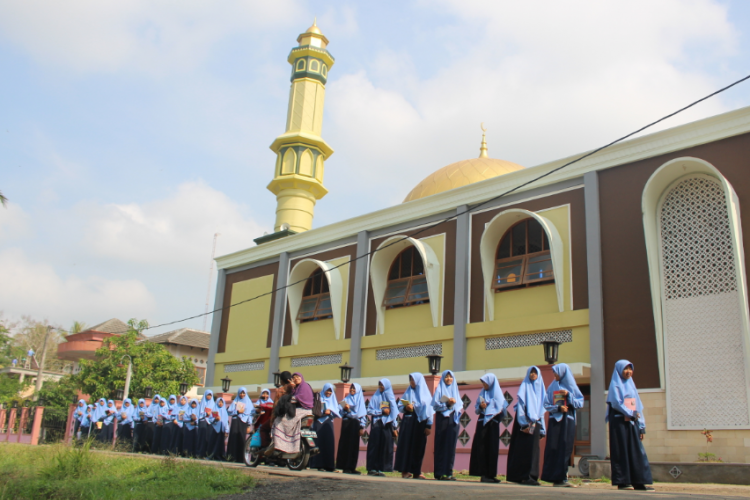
(73, 360), (653, 491)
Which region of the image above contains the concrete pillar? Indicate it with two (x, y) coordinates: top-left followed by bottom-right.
(268, 252), (290, 383)
(452, 205), (470, 372)
(348, 231), (369, 378)
(584, 171), (607, 460)
(30, 407), (44, 445)
(206, 268), (227, 388)
(333, 382), (352, 459)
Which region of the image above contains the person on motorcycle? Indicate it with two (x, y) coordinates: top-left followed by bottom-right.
(268, 371), (313, 456)
(255, 389), (274, 449)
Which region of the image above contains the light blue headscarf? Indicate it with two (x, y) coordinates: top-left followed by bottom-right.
(606, 360), (645, 427)
(344, 383), (367, 419)
(103, 400), (116, 425)
(149, 395), (161, 420)
(199, 390), (216, 419)
(211, 398), (229, 433)
(119, 398), (135, 425)
(135, 399), (147, 422)
(166, 395), (178, 421)
(92, 398), (107, 422)
(156, 397), (170, 422)
(516, 366), (546, 423)
(368, 379), (398, 425)
(175, 396), (189, 427)
(256, 389), (272, 406)
(402, 373), (435, 423)
(431, 370), (462, 424)
(319, 383), (341, 420)
(477, 373), (508, 424)
(81, 405), (93, 427)
(230, 387), (255, 424)
(76, 399), (86, 422)
(546, 363), (585, 421)
(185, 399), (200, 430)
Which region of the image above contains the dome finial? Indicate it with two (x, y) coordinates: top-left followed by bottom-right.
(479, 122), (488, 158)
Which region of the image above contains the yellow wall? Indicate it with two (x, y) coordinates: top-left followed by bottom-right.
(213, 274), (274, 385)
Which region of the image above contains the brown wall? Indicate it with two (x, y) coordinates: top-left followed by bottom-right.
(365, 219), (457, 336)
(283, 244), (358, 346)
(468, 188), (589, 323)
(218, 262), (278, 353)
(598, 132), (750, 389)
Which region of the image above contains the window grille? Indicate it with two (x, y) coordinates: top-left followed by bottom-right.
(376, 343), (442, 361)
(485, 330), (572, 351)
(224, 361), (265, 373)
(290, 353), (342, 368)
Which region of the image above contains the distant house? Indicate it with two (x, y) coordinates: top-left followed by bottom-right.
(57, 318), (134, 374)
(144, 328), (210, 394)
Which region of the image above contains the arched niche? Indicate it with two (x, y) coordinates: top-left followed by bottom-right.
(480, 208), (565, 321)
(370, 235), (441, 335)
(287, 258), (344, 345)
(642, 156), (750, 391)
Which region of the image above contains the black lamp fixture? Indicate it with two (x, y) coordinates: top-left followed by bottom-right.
(426, 352), (443, 376)
(23, 400), (30, 408)
(542, 340), (560, 365)
(73, 394), (80, 406)
(37, 397), (46, 407)
(221, 376), (232, 393)
(179, 381), (188, 396)
(272, 372), (282, 389)
(115, 388), (124, 401)
(339, 363), (353, 384)
(12, 401), (18, 409)
(144, 386), (153, 399)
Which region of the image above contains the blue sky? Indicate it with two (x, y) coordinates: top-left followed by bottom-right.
(2, 0), (749, 336)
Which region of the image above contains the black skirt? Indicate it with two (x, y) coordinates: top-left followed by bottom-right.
(609, 408), (653, 486)
(208, 428), (226, 461)
(171, 423), (183, 455)
(117, 422), (133, 445)
(98, 422), (114, 444)
(132, 422), (146, 452)
(160, 423), (174, 455)
(541, 413), (576, 483)
(433, 412), (459, 478)
(394, 413), (428, 476)
(506, 415), (542, 482)
(310, 418), (336, 471)
(366, 419), (395, 472)
(182, 426), (197, 457)
(336, 418), (361, 471)
(469, 415), (500, 478)
(226, 417), (248, 463)
(196, 420), (210, 458)
(152, 424), (163, 454)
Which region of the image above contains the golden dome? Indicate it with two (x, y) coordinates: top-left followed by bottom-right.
(305, 18), (322, 35)
(403, 127), (524, 203)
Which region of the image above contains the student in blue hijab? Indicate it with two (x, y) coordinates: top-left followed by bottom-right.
(541, 363), (584, 487)
(469, 373), (508, 483)
(207, 396), (229, 461)
(182, 398), (200, 457)
(226, 387), (255, 463)
(310, 383), (340, 472)
(74, 399), (86, 441)
(172, 395), (189, 455)
(148, 395), (161, 453)
(196, 390), (216, 458)
(507, 366), (547, 485)
(116, 398), (135, 447)
(98, 399), (116, 444)
(92, 398), (107, 442)
(79, 404), (93, 440)
(336, 382), (367, 474)
(607, 360), (654, 491)
(431, 370), (462, 481)
(395, 373), (435, 480)
(132, 399), (149, 453)
(366, 378), (398, 476)
(159, 395), (177, 455)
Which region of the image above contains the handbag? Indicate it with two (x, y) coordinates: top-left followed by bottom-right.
(249, 430), (261, 448)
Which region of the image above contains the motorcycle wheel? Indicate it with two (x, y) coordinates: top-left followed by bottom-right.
(286, 440), (310, 471)
(244, 439), (263, 468)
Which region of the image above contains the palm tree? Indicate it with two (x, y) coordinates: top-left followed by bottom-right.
(69, 321), (88, 335)
(0, 190), (7, 208)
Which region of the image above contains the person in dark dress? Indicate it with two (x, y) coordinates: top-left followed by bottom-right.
(151, 395), (165, 453)
(196, 390), (216, 458)
(469, 373), (508, 483)
(132, 399), (148, 452)
(99, 400), (116, 445)
(255, 389), (275, 449)
(182, 398), (199, 457)
(226, 387), (255, 462)
(541, 363), (584, 487)
(79, 405), (93, 441)
(366, 378), (398, 476)
(160, 395), (178, 455)
(73, 400), (86, 440)
(310, 383), (341, 472)
(207, 397), (229, 460)
(115, 398), (134, 448)
(394, 372), (434, 480)
(507, 366), (546, 485)
(431, 370), (462, 481)
(607, 360), (654, 491)
(336, 382), (366, 474)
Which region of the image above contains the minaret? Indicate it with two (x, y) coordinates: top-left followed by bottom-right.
(267, 20), (334, 235)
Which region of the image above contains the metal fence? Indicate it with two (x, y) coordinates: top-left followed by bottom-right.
(40, 407), (68, 444)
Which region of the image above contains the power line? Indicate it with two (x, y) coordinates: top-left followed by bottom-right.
(113, 72), (750, 335)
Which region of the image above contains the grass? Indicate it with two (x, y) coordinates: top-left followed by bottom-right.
(0, 441), (255, 500)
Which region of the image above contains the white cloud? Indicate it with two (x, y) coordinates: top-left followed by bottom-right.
(80, 180), (265, 267)
(0, 247), (155, 325)
(0, 203), (32, 242)
(0, 0), (305, 75)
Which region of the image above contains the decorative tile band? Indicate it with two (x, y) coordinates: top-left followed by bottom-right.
(485, 330), (572, 351)
(376, 343), (443, 361)
(224, 361), (265, 373)
(290, 353), (343, 368)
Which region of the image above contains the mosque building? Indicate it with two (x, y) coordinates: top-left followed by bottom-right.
(205, 22), (750, 466)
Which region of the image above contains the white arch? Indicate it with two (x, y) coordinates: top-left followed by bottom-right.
(370, 235), (441, 335)
(287, 258), (344, 345)
(479, 208), (565, 321)
(642, 156), (750, 391)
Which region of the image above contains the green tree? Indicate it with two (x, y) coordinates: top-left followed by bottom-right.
(68, 321), (88, 336)
(35, 376), (79, 408)
(73, 319), (199, 400)
(12, 316), (69, 372)
(0, 190), (7, 207)
(0, 375), (29, 403)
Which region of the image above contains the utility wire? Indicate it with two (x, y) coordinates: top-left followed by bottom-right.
(119, 72), (750, 336)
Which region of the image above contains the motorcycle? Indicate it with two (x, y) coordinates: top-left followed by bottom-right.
(245, 414), (320, 471)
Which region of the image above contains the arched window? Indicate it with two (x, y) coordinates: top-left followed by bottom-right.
(494, 218), (554, 290)
(297, 269), (332, 321)
(383, 246), (429, 308)
(296, 59), (306, 71)
(309, 59), (320, 72)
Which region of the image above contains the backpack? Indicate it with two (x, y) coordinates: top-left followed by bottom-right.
(312, 391), (324, 418)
